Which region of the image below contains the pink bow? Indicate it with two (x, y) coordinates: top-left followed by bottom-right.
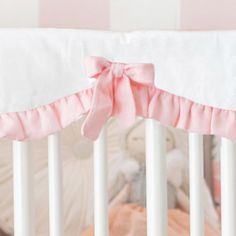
(82, 56), (155, 140)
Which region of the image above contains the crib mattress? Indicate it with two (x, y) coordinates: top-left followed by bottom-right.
(0, 29), (236, 140)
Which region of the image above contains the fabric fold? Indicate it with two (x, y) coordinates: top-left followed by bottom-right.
(0, 89), (93, 140)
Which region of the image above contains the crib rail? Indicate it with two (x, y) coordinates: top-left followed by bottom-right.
(221, 138), (236, 235)
(12, 119), (236, 235)
(145, 120), (167, 236)
(189, 133), (204, 236)
(48, 133), (63, 236)
(94, 127), (109, 236)
(13, 141), (34, 236)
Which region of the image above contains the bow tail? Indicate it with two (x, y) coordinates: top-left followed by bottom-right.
(81, 71), (113, 140)
(114, 76), (136, 128)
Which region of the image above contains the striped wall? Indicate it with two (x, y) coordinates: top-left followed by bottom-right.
(0, 0), (38, 27)
(181, 0), (236, 30)
(110, 0), (180, 30)
(0, 0), (236, 29)
(40, 0), (109, 29)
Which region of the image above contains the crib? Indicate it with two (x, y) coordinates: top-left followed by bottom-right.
(0, 29), (236, 236)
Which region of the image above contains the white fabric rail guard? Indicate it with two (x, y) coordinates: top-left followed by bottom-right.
(4, 30), (236, 236)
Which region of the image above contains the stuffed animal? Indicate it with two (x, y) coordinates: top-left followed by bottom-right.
(110, 119), (219, 230)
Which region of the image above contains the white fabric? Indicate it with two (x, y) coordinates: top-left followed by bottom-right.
(0, 29), (236, 113)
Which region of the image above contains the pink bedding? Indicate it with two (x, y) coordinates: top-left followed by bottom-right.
(81, 204), (219, 236)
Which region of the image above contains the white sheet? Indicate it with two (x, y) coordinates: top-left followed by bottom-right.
(0, 29), (236, 113)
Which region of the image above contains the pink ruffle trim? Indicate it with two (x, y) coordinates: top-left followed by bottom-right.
(0, 89), (93, 141)
(139, 87), (236, 140)
(0, 86), (235, 141)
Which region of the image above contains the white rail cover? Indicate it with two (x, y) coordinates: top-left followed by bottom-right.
(48, 133), (63, 236)
(221, 138), (236, 236)
(189, 133), (204, 236)
(13, 141), (35, 236)
(145, 119), (167, 236)
(94, 126), (108, 236)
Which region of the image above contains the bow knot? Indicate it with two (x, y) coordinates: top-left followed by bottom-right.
(82, 56), (155, 140)
(111, 63), (125, 78)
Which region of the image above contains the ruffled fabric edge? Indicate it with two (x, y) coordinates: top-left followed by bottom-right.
(143, 87), (236, 140)
(0, 85), (236, 141)
(0, 89), (93, 141)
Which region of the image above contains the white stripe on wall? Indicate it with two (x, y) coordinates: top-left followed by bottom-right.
(0, 0), (39, 27)
(110, 0), (180, 31)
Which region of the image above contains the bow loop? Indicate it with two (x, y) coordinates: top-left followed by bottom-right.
(124, 63), (155, 86)
(82, 56), (155, 140)
(85, 56), (111, 78)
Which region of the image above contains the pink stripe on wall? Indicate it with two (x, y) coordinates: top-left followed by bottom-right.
(39, 0), (109, 29)
(181, 0), (236, 30)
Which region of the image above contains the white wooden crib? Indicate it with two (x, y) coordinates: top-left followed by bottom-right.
(1, 29), (236, 236)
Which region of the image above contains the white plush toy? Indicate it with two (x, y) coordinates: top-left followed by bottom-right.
(111, 119), (219, 230)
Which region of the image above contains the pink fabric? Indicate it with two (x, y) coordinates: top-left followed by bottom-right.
(82, 57), (155, 140)
(81, 204), (219, 236)
(40, 0), (109, 29)
(0, 89), (93, 141)
(0, 56), (236, 141)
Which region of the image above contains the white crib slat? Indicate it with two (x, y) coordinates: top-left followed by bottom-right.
(189, 133), (204, 236)
(145, 119), (167, 236)
(48, 133), (63, 236)
(221, 138), (236, 236)
(94, 126), (108, 236)
(13, 141), (34, 236)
